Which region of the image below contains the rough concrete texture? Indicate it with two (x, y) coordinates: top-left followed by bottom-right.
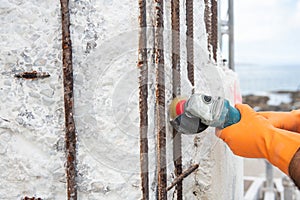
(180, 66), (243, 200)
(0, 0), (243, 199)
(0, 0), (65, 199)
(70, 0), (142, 199)
(72, 0), (243, 199)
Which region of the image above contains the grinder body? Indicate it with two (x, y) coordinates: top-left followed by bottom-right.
(170, 94), (241, 134)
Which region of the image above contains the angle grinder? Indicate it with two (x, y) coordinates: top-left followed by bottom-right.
(169, 93), (241, 134)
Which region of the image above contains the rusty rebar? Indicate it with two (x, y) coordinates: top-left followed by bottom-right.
(186, 0), (194, 92)
(166, 164), (199, 191)
(211, 0), (218, 62)
(14, 71), (50, 79)
(60, 0), (77, 199)
(155, 0), (167, 199)
(171, 0), (183, 199)
(138, 0), (149, 199)
(22, 197), (42, 200)
(204, 0), (218, 62)
(204, 0), (212, 57)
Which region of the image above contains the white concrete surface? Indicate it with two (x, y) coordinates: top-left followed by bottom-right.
(0, 1), (65, 199)
(0, 0), (244, 199)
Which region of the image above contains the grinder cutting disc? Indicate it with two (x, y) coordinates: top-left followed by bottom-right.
(169, 97), (208, 134)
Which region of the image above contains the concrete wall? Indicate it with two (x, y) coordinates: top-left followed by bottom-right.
(0, 1), (65, 199)
(0, 0), (243, 199)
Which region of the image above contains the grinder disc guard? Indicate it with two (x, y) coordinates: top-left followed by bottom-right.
(171, 112), (208, 134)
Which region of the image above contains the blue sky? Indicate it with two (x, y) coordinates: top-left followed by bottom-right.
(235, 0), (300, 65)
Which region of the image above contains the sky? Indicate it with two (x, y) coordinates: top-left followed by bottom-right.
(234, 0), (300, 65)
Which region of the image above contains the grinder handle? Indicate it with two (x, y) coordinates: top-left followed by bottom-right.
(223, 100), (241, 128)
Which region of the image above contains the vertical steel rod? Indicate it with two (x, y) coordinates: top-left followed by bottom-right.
(60, 0), (77, 199)
(155, 0), (167, 199)
(204, 0), (218, 62)
(228, 0), (235, 70)
(211, 0), (218, 62)
(218, 0), (222, 53)
(186, 0), (195, 92)
(138, 0), (149, 199)
(204, 0), (212, 56)
(171, 0), (183, 199)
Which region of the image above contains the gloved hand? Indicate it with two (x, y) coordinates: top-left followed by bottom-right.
(259, 110), (300, 133)
(218, 104), (300, 175)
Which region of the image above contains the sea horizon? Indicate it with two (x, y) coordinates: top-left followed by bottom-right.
(235, 63), (300, 95)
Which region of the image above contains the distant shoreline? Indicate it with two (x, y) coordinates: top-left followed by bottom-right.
(242, 90), (300, 111)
